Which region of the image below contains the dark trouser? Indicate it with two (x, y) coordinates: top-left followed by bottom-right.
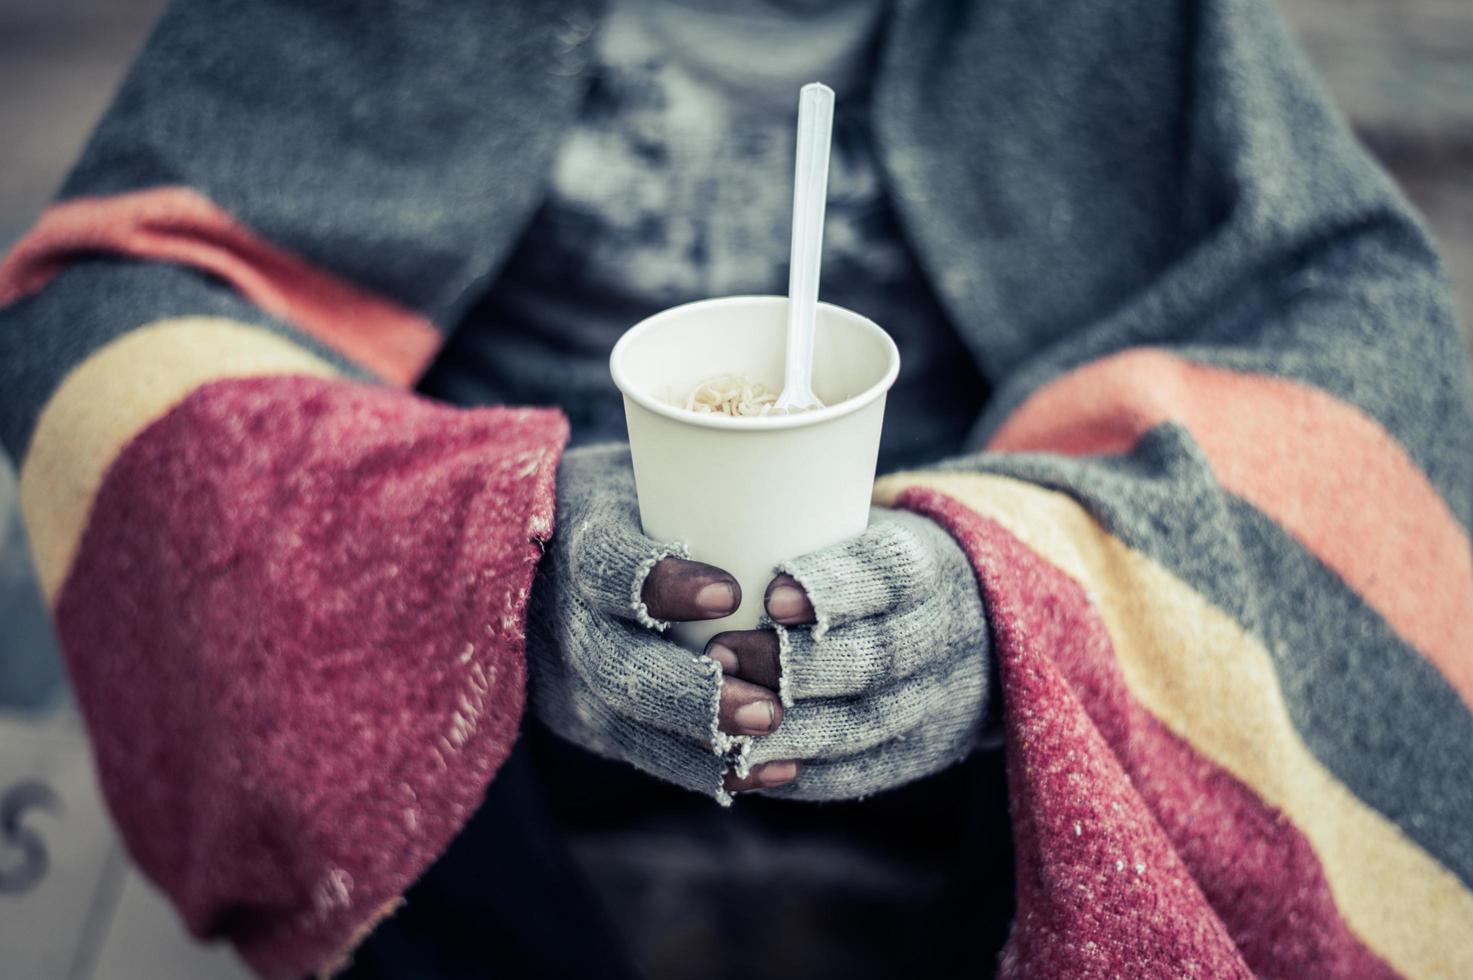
(340, 725), (1013, 979)
(338, 737), (639, 979)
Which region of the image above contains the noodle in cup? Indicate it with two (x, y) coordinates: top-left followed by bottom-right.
(610, 295), (901, 648)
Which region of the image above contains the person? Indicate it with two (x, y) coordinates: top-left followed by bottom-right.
(2, 0), (1470, 977)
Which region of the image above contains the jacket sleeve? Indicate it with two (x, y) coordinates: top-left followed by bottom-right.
(875, 0), (1473, 976)
(0, 2), (592, 976)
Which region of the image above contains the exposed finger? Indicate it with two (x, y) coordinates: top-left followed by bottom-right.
(764, 574), (815, 625)
(705, 630), (781, 691)
(777, 510), (957, 632)
(717, 675), (783, 736)
(643, 557), (741, 622)
(723, 759), (800, 794)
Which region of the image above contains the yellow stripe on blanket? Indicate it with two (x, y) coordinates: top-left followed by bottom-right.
(875, 470), (1473, 980)
(20, 317), (337, 604)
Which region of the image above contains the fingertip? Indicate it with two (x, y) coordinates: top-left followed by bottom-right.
(723, 760), (800, 794)
(733, 700), (777, 735)
(644, 558), (741, 621)
(704, 640), (739, 674)
(764, 574), (815, 625)
(717, 676), (782, 735)
(694, 578), (741, 617)
(759, 759), (799, 786)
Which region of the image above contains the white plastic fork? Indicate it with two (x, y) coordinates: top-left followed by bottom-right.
(773, 82), (835, 414)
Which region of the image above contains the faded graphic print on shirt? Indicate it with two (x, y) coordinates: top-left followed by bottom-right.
(425, 0), (984, 470)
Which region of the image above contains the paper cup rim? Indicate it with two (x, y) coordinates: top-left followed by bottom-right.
(610, 295), (901, 432)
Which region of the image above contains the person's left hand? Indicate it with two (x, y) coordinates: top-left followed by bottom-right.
(709, 508), (997, 800)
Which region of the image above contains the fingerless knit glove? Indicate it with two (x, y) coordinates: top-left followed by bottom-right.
(748, 508), (997, 800)
(528, 445), (998, 804)
(526, 444), (733, 798)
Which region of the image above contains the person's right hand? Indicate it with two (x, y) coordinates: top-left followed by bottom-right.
(526, 445), (797, 800)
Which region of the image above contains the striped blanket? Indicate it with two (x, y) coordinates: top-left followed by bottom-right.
(1, 0), (1469, 976)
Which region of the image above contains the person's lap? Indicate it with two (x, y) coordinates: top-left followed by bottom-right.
(342, 723), (1012, 979)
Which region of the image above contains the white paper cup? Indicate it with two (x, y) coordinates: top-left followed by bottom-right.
(610, 295), (901, 649)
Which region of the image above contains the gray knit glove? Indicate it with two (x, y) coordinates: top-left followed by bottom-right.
(713, 508), (997, 801)
(528, 444), (996, 804)
(526, 444), (772, 802)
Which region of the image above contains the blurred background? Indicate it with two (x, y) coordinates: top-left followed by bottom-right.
(0, 0), (1469, 976)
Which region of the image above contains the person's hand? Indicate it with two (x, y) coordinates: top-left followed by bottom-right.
(526, 445), (795, 801)
(709, 508), (996, 800)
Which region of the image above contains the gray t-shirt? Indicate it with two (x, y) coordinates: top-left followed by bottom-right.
(423, 0), (986, 472)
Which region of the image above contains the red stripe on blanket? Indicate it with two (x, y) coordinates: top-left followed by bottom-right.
(895, 486), (1395, 979)
(0, 187), (441, 386)
(987, 348), (1473, 712)
(52, 375), (567, 978)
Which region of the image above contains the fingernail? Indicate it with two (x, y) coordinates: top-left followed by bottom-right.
(766, 584), (806, 621)
(696, 581), (737, 615)
(757, 760), (797, 786)
(706, 642), (738, 674)
(733, 699), (776, 734)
